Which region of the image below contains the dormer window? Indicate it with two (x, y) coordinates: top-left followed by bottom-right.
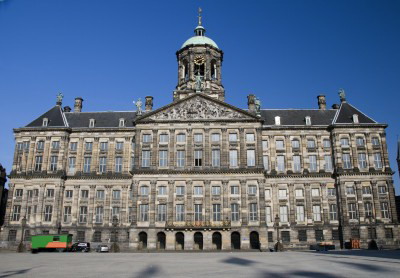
(352, 114), (359, 123)
(119, 118), (125, 127)
(305, 116), (311, 126)
(275, 116), (281, 125)
(42, 118), (48, 127)
(89, 119), (95, 128)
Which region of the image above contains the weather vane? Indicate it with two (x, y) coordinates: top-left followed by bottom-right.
(56, 92), (64, 104)
(198, 7), (202, 26)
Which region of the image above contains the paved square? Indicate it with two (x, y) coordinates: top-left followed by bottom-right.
(0, 250), (399, 277)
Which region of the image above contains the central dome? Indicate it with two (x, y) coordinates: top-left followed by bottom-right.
(181, 35), (219, 49)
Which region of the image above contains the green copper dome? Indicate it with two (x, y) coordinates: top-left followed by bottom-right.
(181, 35), (219, 49)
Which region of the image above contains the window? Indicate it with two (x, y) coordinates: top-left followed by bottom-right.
(193, 186), (203, 195)
(305, 116), (311, 125)
(246, 149), (255, 166)
(262, 140), (268, 150)
(378, 185), (386, 194)
(364, 202), (373, 218)
(249, 203), (258, 221)
(332, 229), (340, 240)
(68, 157), (76, 172)
(309, 155), (317, 172)
(248, 185), (257, 195)
(176, 204), (185, 221)
(229, 133), (238, 142)
(230, 185), (239, 195)
(83, 157), (91, 173)
(46, 189), (55, 198)
(142, 134), (152, 143)
(42, 118), (48, 126)
(278, 189), (287, 198)
(381, 202), (389, 219)
(78, 206), (87, 223)
(8, 230), (17, 241)
(37, 140), (44, 150)
(342, 153), (352, 169)
(246, 133), (255, 142)
(265, 206), (272, 223)
(119, 118), (125, 127)
(315, 230), (324, 241)
(190, 204), (202, 222)
(275, 116), (281, 125)
(176, 134), (186, 143)
(65, 190), (73, 198)
(70, 142), (77, 151)
(346, 186), (355, 195)
(176, 186), (185, 196)
(64, 206), (72, 223)
(17, 142), (24, 151)
(291, 139), (300, 149)
(139, 204), (149, 221)
(157, 204), (167, 221)
(93, 231), (102, 242)
(213, 204), (221, 221)
(34, 189), (39, 197)
(293, 155), (301, 172)
(295, 188), (303, 197)
(112, 207), (120, 220)
(212, 149), (220, 167)
(281, 231), (290, 243)
(99, 142), (108, 151)
(44, 205), (53, 222)
(277, 156), (285, 171)
(311, 188), (320, 197)
(159, 134), (169, 143)
(212, 186), (221, 196)
(276, 140), (284, 150)
(371, 137), (380, 146)
(313, 205), (321, 221)
(362, 186), (372, 195)
(353, 114), (359, 123)
(358, 153), (367, 169)
(52, 141), (60, 150)
(263, 155), (269, 170)
(142, 151), (150, 167)
(115, 141), (124, 150)
(194, 150), (202, 166)
(298, 230), (307, 242)
(158, 186), (167, 196)
(296, 206), (305, 222)
(193, 133), (202, 143)
(340, 138), (349, 147)
(96, 190), (104, 199)
(27, 190), (33, 198)
(307, 139), (316, 149)
(85, 142), (93, 151)
(12, 205), (21, 221)
(15, 189), (23, 197)
(99, 157), (107, 173)
(112, 190), (121, 200)
(323, 139), (331, 148)
(231, 204), (240, 222)
(268, 232), (274, 242)
(128, 207), (134, 222)
(89, 119), (95, 127)
(356, 137), (365, 147)
(327, 188), (336, 196)
(348, 203), (358, 220)
(280, 206), (288, 222)
(211, 133), (220, 142)
(385, 228), (393, 239)
(176, 150), (185, 167)
(368, 228), (377, 239)
(113, 157), (123, 173)
(324, 155), (332, 171)
(159, 150), (168, 167)
(229, 150), (238, 167)
(374, 153), (383, 169)
(140, 186), (149, 196)
(34, 156), (43, 171)
(329, 204), (338, 220)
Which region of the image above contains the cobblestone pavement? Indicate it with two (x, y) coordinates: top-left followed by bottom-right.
(0, 250), (399, 277)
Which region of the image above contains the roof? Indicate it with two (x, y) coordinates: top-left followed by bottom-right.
(333, 102), (377, 124)
(260, 109), (337, 126)
(64, 111), (137, 128)
(181, 36), (219, 49)
(26, 106), (67, 127)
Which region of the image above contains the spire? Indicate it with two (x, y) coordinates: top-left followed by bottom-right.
(198, 7), (202, 26)
(194, 7), (205, 36)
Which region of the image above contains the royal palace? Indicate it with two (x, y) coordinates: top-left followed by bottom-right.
(1, 12), (398, 251)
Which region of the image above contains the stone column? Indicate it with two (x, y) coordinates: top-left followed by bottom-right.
(167, 181), (174, 223)
(149, 180), (157, 226)
(239, 129), (246, 167)
(258, 179), (266, 225)
(221, 128), (228, 168)
(187, 129), (193, 169)
(186, 180), (193, 223)
(240, 179), (248, 225)
(131, 181), (138, 225)
(169, 129), (175, 168)
(288, 183), (296, 224)
(204, 180), (211, 223)
(222, 180), (229, 221)
(204, 128), (210, 167)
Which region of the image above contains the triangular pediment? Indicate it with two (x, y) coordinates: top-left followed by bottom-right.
(136, 94), (258, 122)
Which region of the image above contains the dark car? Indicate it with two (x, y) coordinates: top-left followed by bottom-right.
(71, 242), (91, 252)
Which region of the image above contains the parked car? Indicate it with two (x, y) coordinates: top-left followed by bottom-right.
(71, 242), (91, 252)
(96, 245), (109, 253)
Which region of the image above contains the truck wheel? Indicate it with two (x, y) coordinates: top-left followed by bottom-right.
(31, 249), (38, 254)
(56, 248), (63, 252)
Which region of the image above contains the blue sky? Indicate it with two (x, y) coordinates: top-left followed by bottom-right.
(0, 0), (399, 190)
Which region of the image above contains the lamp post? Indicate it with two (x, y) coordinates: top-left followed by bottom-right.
(110, 216), (120, 252)
(17, 216), (27, 252)
(274, 214), (283, 252)
(57, 222), (62, 234)
(367, 215), (378, 250)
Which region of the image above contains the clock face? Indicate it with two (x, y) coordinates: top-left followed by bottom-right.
(194, 56), (205, 65)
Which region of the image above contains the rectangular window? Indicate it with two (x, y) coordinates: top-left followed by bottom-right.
(248, 185), (257, 195)
(293, 155), (301, 172)
(68, 157), (76, 172)
(298, 230), (307, 242)
(80, 190), (89, 198)
(211, 186), (221, 196)
(296, 206), (305, 222)
(315, 230), (324, 241)
(342, 153), (352, 169)
(323, 139), (331, 148)
(265, 206), (272, 223)
(324, 155), (333, 171)
(96, 190), (104, 199)
(229, 150), (238, 167)
(95, 207), (103, 223)
(85, 142), (93, 151)
(309, 155), (317, 172)
(249, 203), (258, 221)
(229, 133), (238, 142)
(278, 189), (287, 198)
(340, 138), (349, 147)
(277, 156), (285, 172)
(17, 142), (23, 151)
(332, 229), (340, 240)
(65, 190), (73, 198)
(8, 230), (17, 241)
(194, 150), (203, 167)
(37, 141), (44, 150)
(262, 140), (268, 150)
(46, 189), (54, 198)
(280, 206), (288, 222)
(115, 141), (124, 151)
(34, 156), (43, 171)
(362, 186), (372, 195)
(378, 185), (386, 194)
(364, 202), (373, 218)
(139, 204), (149, 221)
(329, 204), (338, 220)
(83, 157), (91, 173)
(93, 231), (102, 242)
(356, 137), (365, 147)
(231, 185), (239, 195)
(211, 133), (221, 142)
(247, 150), (255, 166)
(140, 186), (149, 196)
(176, 134), (186, 143)
(268, 232), (273, 242)
(193, 133), (203, 143)
(159, 150), (168, 167)
(213, 204), (221, 221)
(44, 205), (53, 222)
(176, 204), (185, 221)
(111, 207), (120, 220)
(12, 205), (21, 221)
(371, 137), (380, 146)
(295, 188), (303, 197)
(346, 186), (355, 195)
(15, 189), (23, 197)
(79, 206), (88, 223)
(194, 204), (203, 221)
(374, 153), (383, 169)
(281, 231), (291, 243)
(99, 157), (107, 173)
(212, 149), (220, 167)
(385, 228), (393, 239)
(159, 134), (169, 143)
(176, 186), (185, 196)
(368, 228), (377, 239)
(176, 150), (185, 167)
(142, 134), (152, 143)
(193, 186), (203, 195)
(358, 153), (367, 169)
(157, 204), (167, 221)
(115, 157), (123, 172)
(231, 204), (239, 222)
(311, 188), (320, 197)
(313, 205), (321, 221)
(158, 186), (167, 196)
(292, 139), (300, 149)
(263, 155), (269, 170)
(348, 203), (358, 220)
(50, 156), (58, 171)
(142, 151), (150, 167)
(63, 206), (72, 223)
(112, 190), (121, 200)
(100, 142), (108, 151)
(276, 140), (284, 150)
(128, 207), (134, 222)
(381, 202), (389, 219)
(246, 133), (255, 142)
(70, 142), (77, 151)
(327, 188), (336, 196)
(307, 139), (316, 149)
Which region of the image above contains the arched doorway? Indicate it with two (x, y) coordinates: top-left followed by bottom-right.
(231, 232), (241, 250)
(212, 232), (222, 250)
(250, 231), (260, 250)
(157, 232), (166, 250)
(138, 232), (147, 250)
(175, 232), (185, 250)
(194, 232), (203, 250)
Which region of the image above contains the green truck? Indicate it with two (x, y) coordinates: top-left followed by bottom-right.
(31, 234), (73, 253)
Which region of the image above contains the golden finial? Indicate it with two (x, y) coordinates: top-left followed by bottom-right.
(198, 7), (202, 26)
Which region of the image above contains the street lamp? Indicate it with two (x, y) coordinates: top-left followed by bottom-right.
(274, 214), (283, 252)
(367, 215), (378, 250)
(110, 216), (120, 252)
(17, 216), (27, 252)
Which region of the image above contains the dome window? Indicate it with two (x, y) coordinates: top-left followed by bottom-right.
(275, 116), (281, 126)
(42, 118), (48, 127)
(353, 114), (359, 123)
(305, 116), (311, 126)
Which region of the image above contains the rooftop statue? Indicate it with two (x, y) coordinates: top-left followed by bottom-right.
(135, 98), (143, 115)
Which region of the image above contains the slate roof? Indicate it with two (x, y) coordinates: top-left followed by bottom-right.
(26, 106), (67, 127)
(333, 102), (376, 124)
(64, 112), (137, 128)
(260, 109), (336, 126)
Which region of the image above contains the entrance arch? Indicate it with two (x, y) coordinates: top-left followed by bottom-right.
(231, 232), (241, 250)
(157, 232), (166, 250)
(138, 232), (147, 250)
(194, 232), (203, 250)
(250, 231), (260, 250)
(212, 232), (222, 250)
(175, 232), (185, 250)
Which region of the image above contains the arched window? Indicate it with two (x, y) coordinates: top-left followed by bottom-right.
(211, 60), (217, 80)
(182, 60), (189, 81)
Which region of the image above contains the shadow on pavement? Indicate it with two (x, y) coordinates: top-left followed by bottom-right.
(314, 250), (400, 260)
(0, 268), (32, 278)
(133, 265), (160, 278)
(332, 260), (389, 273)
(222, 257), (256, 266)
(258, 270), (340, 278)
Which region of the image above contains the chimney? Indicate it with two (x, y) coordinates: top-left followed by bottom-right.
(247, 94), (256, 114)
(317, 95), (326, 110)
(64, 106), (71, 112)
(332, 104), (340, 109)
(145, 96), (153, 112)
(74, 97), (83, 112)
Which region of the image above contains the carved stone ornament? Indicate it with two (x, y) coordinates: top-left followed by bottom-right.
(149, 97), (251, 121)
